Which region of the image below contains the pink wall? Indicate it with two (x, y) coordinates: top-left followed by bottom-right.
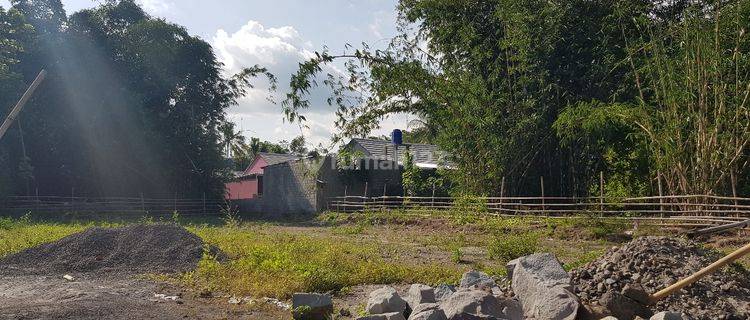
(225, 177), (258, 200)
(245, 157), (268, 175)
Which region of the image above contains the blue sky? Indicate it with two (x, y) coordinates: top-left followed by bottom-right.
(0, 0), (411, 148)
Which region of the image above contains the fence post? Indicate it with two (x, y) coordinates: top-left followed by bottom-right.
(657, 172), (664, 218)
(202, 192), (206, 214)
(599, 171), (604, 217)
(383, 183), (387, 208)
(540, 176), (546, 217)
(499, 177), (505, 213)
(70, 187), (75, 212)
(362, 181), (369, 211)
(431, 182), (436, 207)
(174, 192), (177, 212)
(140, 193), (145, 213)
(35, 187), (39, 212)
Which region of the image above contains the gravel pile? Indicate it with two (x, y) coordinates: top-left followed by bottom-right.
(0, 224), (221, 275)
(570, 236), (750, 320)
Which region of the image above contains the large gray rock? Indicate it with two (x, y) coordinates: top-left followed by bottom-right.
(292, 293), (333, 320)
(440, 289), (508, 320)
(406, 284), (437, 308)
(599, 291), (652, 320)
(408, 303), (447, 320)
(459, 271), (496, 289)
(358, 312), (407, 320)
(367, 287), (409, 315)
(649, 312), (683, 320)
(506, 253), (579, 320)
(434, 284), (456, 302)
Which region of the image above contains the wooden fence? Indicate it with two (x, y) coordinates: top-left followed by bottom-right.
(1, 196), (226, 215)
(328, 194), (750, 228)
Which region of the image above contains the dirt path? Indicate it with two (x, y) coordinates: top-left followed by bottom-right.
(0, 273), (288, 320)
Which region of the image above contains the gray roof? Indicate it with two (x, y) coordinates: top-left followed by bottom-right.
(258, 152), (300, 166)
(349, 138), (450, 168)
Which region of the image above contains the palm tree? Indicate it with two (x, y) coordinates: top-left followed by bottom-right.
(219, 122), (247, 159)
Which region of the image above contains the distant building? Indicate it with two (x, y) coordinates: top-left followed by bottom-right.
(225, 153), (299, 200)
(230, 132), (451, 216)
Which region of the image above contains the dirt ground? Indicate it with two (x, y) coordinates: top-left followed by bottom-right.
(0, 216), (747, 319)
(0, 273), (290, 320)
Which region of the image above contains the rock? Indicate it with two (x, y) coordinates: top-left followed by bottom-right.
(406, 284), (437, 308)
(62, 274), (75, 281)
(600, 317), (619, 320)
(459, 270), (496, 289)
(649, 312), (682, 320)
(440, 289), (509, 320)
(506, 253), (579, 320)
(621, 284), (650, 305)
(434, 284), (456, 302)
(367, 287), (409, 315)
(292, 293), (333, 320)
(408, 303), (447, 320)
(358, 312), (407, 320)
(228, 296), (241, 304)
(599, 291), (652, 320)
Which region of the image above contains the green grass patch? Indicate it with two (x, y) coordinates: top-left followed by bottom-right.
(0, 216), (92, 257)
(487, 232), (540, 262)
(184, 225), (460, 299)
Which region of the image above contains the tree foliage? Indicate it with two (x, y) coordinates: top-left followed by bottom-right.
(284, 0), (750, 197)
(0, 0), (269, 198)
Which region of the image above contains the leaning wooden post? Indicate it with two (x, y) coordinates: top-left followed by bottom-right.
(599, 171), (604, 217)
(650, 241), (750, 304)
(540, 176), (546, 217)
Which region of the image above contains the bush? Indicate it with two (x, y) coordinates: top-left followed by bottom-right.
(487, 232), (539, 262)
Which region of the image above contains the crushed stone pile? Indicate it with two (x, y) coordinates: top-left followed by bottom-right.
(0, 224), (222, 275)
(570, 236), (750, 320)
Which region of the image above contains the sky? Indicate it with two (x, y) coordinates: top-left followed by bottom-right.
(0, 0), (411, 149)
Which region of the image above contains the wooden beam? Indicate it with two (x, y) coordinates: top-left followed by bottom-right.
(0, 70), (47, 141)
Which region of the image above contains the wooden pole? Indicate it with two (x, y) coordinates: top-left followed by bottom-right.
(657, 173), (664, 218)
(431, 182), (436, 207)
(599, 171), (604, 217)
(0, 70), (46, 141)
(650, 241), (750, 304)
(141, 193), (145, 213)
(540, 176), (546, 217)
(202, 192), (206, 214)
(499, 177), (505, 212)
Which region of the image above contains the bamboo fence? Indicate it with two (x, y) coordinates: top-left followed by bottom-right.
(327, 194), (750, 228)
(1, 195), (225, 215)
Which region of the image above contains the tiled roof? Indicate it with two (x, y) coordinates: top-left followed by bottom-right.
(258, 152), (300, 166)
(350, 138), (450, 168)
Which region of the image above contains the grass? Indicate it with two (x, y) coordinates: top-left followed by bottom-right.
(183, 224), (460, 299)
(3, 209), (745, 302)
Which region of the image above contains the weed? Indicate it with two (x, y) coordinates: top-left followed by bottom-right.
(487, 232), (540, 262)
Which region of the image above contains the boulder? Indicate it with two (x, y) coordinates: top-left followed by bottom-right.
(506, 253), (579, 320)
(434, 284), (456, 302)
(440, 289), (509, 320)
(358, 312), (407, 320)
(406, 284), (437, 308)
(649, 312), (683, 320)
(621, 284), (650, 305)
(600, 317), (619, 320)
(408, 303), (447, 320)
(292, 293), (333, 320)
(459, 271), (496, 289)
(367, 287), (409, 315)
(599, 291), (652, 320)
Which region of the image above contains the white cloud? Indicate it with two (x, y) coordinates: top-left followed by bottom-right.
(137, 0), (172, 14)
(213, 20), (410, 149)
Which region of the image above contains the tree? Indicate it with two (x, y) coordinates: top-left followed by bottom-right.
(0, 0), (273, 198)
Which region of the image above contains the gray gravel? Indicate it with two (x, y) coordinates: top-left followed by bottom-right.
(571, 236), (750, 320)
(0, 223), (221, 275)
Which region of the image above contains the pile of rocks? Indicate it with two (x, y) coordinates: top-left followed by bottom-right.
(571, 237), (750, 320)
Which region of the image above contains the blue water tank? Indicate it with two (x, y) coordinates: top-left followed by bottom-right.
(391, 129), (403, 145)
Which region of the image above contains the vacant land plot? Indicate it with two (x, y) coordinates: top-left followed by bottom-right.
(0, 211), (747, 319)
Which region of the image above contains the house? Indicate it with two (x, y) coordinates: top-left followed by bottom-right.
(231, 131), (451, 216)
(225, 152), (299, 200)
